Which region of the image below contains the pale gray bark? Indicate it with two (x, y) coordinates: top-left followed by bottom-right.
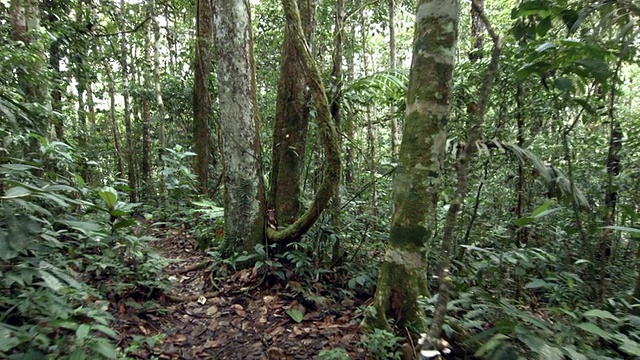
(366, 0), (460, 338)
(213, 0), (265, 253)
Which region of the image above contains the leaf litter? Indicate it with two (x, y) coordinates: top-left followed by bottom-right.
(110, 226), (367, 359)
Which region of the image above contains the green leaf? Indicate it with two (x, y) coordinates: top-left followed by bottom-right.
(286, 308), (304, 323)
(0, 328), (20, 352)
(514, 217), (534, 227)
(575, 322), (613, 339)
(98, 187), (118, 208)
(89, 340), (118, 359)
(3, 186), (31, 199)
(554, 77), (575, 93)
(531, 200), (552, 217)
(536, 17), (552, 37)
(0, 230), (17, 261)
(539, 344), (564, 360)
(602, 225), (640, 234)
(109, 209), (129, 217)
(68, 349), (87, 360)
(619, 339), (640, 357)
(38, 269), (63, 292)
(562, 346), (587, 360)
(583, 309), (619, 321)
(76, 324), (91, 341)
(524, 279), (548, 289)
(93, 325), (118, 339)
(535, 42), (556, 53)
(474, 333), (508, 357)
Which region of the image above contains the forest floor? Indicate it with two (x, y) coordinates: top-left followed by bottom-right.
(110, 226), (369, 359)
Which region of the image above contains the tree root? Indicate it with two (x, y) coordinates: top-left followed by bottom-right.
(170, 260), (211, 274)
(165, 291), (219, 303)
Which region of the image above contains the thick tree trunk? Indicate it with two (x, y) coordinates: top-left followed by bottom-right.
(193, 0), (214, 195)
(120, 0), (137, 202)
(10, 0), (46, 104)
(268, 0), (315, 227)
(11, 0), (49, 142)
(213, 0), (265, 254)
(365, 0), (460, 335)
(268, 0), (341, 244)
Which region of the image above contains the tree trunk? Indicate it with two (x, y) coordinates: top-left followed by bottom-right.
(10, 0), (46, 103)
(268, 0), (316, 228)
(388, 0), (399, 162)
(469, 0), (484, 61)
(141, 4), (152, 199)
(213, 0), (265, 254)
(45, 0), (63, 140)
(120, 0), (137, 202)
(193, 0), (214, 195)
(329, 0), (343, 261)
(11, 0), (49, 139)
(268, 0), (341, 244)
(598, 42), (625, 302)
(151, 0), (166, 199)
(365, 0), (460, 335)
(106, 69), (125, 177)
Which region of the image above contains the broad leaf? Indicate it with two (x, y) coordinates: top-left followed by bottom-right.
(286, 308), (304, 323)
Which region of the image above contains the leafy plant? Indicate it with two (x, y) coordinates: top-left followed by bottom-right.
(318, 347), (350, 360)
(361, 328), (404, 360)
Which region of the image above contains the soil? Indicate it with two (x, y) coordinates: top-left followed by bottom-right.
(110, 227), (369, 359)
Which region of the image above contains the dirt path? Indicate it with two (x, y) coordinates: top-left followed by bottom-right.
(113, 227), (368, 359)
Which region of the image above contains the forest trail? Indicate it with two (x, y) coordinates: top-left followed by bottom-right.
(112, 227), (367, 359)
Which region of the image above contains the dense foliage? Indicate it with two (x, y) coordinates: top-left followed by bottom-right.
(1, 0), (640, 358)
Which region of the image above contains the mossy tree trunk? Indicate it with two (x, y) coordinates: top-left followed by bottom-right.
(193, 0), (214, 195)
(213, 0), (265, 254)
(268, 0), (340, 244)
(268, 0), (315, 228)
(365, 0), (460, 334)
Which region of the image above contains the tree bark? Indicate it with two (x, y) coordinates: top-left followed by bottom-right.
(45, 0), (64, 140)
(213, 0), (265, 254)
(106, 69), (125, 178)
(268, 0), (341, 244)
(193, 0), (214, 195)
(11, 0), (49, 140)
(329, 0), (344, 261)
(151, 0), (166, 199)
(389, 0), (400, 163)
(365, 0), (460, 335)
(120, 0), (137, 202)
(141, 2), (153, 199)
(469, 0), (484, 61)
(268, 0), (316, 227)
